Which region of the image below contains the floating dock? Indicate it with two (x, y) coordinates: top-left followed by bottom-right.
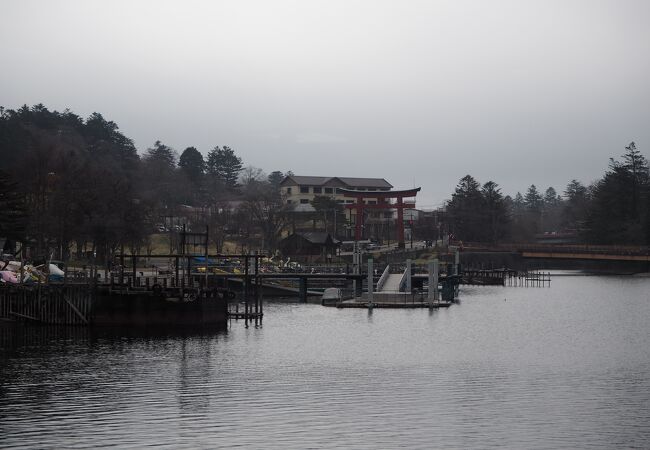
(336, 299), (452, 309)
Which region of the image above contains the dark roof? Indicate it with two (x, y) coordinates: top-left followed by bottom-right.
(282, 176), (331, 185)
(284, 232), (341, 245)
(298, 232), (341, 245)
(337, 177), (392, 188)
(280, 175), (392, 189)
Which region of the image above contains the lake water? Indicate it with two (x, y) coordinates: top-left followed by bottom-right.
(1, 274), (650, 449)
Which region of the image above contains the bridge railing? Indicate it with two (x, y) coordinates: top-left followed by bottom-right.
(462, 242), (650, 256)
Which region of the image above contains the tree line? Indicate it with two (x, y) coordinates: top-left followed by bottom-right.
(446, 142), (649, 245)
(1, 104), (647, 262)
(0, 104), (291, 260)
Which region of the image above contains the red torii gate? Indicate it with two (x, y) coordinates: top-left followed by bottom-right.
(340, 187), (421, 249)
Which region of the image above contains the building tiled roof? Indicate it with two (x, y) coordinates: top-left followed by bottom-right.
(283, 176), (331, 185)
(338, 177), (393, 188)
(281, 175), (393, 189)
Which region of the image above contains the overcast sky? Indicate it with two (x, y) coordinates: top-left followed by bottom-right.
(2, 0), (649, 207)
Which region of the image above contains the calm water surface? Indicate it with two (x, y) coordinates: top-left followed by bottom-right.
(1, 274), (650, 449)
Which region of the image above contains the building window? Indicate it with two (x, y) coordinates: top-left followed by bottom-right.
(357, 188), (365, 191)
(368, 200), (377, 205)
(336, 188), (343, 194)
(286, 200), (292, 204)
(346, 200), (354, 204)
(324, 188), (333, 194)
(300, 199), (310, 204)
(313, 187), (322, 194)
(300, 186), (309, 193)
(337, 199), (344, 203)
(286, 187), (292, 194)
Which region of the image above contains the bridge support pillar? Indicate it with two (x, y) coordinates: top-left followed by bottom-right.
(428, 259), (439, 302)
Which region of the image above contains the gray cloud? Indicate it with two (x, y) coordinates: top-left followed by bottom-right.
(1, 0), (649, 206)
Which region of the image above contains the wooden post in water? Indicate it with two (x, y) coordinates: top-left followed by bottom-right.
(299, 277), (307, 303)
(428, 258), (439, 302)
(244, 255), (249, 316)
(352, 241), (359, 298)
(254, 251), (259, 315)
(204, 225), (209, 290)
(427, 260), (434, 304)
(367, 258), (374, 304)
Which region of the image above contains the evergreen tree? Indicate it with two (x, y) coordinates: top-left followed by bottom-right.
(511, 192), (525, 216)
(562, 179), (590, 232)
(543, 187), (560, 206)
(84, 112), (138, 164)
(143, 140), (177, 169)
(619, 141), (648, 219)
(586, 143), (649, 244)
(447, 175), (485, 241)
(524, 185), (543, 212)
(141, 141), (180, 209)
(206, 146), (243, 189)
(481, 181), (509, 243)
(541, 186), (563, 232)
(267, 171), (285, 190)
(178, 146), (205, 180)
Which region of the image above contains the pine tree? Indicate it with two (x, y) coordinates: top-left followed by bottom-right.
(586, 143), (649, 244)
(524, 185), (542, 212)
(447, 175), (485, 241)
(206, 146), (243, 189)
(267, 171), (285, 190)
(481, 181), (509, 243)
(143, 141), (177, 169)
(178, 146), (205, 180)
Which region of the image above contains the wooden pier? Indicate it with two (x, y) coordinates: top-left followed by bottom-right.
(505, 270), (552, 287)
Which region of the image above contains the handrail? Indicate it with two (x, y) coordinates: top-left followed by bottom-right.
(376, 265), (391, 291)
(398, 268), (408, 292)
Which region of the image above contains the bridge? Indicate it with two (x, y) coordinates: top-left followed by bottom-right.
(463, 243), (650, 262)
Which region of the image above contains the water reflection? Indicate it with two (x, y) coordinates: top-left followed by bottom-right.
(1, 276), (650, 449)
(178, 336), (214, 413)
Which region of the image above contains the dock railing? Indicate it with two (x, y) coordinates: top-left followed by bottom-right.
(397, 267), (409, 292)
(376, 265), (391, 292)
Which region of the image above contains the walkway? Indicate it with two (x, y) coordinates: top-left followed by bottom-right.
(378, 273), (403, 292)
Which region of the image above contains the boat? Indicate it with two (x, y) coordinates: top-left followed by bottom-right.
(321, 287), (352, 306)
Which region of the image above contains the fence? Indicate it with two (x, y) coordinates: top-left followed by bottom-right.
(0, 284), (94, 325)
